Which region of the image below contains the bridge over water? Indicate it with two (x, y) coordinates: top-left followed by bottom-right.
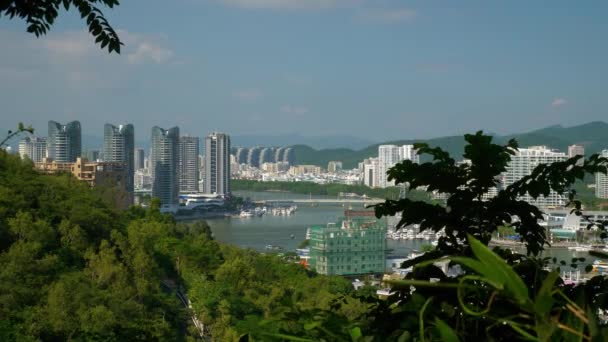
(252, 198), (385, 205)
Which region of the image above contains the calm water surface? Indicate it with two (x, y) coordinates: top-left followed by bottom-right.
(206, 191), (594, 263)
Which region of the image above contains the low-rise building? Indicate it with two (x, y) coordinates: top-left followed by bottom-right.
(309, 216), (387, 276)
(35, 157), (131, 208)
(289, 165), (322, 176)
(327, 161), (343, 173)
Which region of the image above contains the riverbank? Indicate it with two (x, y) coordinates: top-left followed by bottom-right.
(232, 179), (433, 202)
(490, 238), (580, 249)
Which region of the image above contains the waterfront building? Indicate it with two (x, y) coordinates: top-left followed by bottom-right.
(309, 217), (387, 276)
(274, 147), (284, 163)
(247, 147), (261, 168)
(363, 158), (380, 188)
(378, 145), (401, 188)
(35, 157), (130, 208)
(18, 136), (47, 162)
(150, 126), (180, 209)
(179, 135), (200, 193)
(400, 145), (420, 164)
(596, 150), (608, 199)
(327, 161), (343, 173)
(235, 147), (248, 164)
(47, 120), (81, 162)
(135, 148), (145, 170)
(103, 123), (135, 194)
(568, 144), (585, 158)
(283, 147), (295, 165)
(204, 132), (231, 195)
(289, 165), (321, 176)
(377, 144), (418, 188)
(568, 144), (585, 166)
(259, 147), (275, 166)
(503, 146), (567, 207)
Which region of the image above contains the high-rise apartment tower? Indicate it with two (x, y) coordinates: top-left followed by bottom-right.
(150, 126), (180, 208)
(179, 135), (200, 193)
(204, 132), (230, 195)
(48, 120), (81, 162)
(103, 123), (135, 193)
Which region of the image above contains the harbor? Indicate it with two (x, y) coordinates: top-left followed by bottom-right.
(205, 191), (603, 266)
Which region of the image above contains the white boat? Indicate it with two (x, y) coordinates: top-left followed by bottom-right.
(568, 244), (592, 252)
(240, 210), (254, 217)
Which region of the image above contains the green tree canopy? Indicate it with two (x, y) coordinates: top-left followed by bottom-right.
(0, 0), (122, 53)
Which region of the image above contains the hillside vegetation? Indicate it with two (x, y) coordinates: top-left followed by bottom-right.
(293, 121), (608, 168)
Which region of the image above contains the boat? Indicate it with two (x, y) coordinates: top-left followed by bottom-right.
(567, 244), (592, 252)
(592, 260), (608, 275)
(239, 210), (254, 217)
(265, 244), (283, 251)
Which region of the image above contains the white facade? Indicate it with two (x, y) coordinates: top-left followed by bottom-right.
(596, 150), (608, 199)
(568, 144), (585, 158)
(503, 146), (567, 208)
(378, 144), (418, 188)
(179, 136), (200, 193)
(134, 168), (152, 190)
(363, 158), (380, 188)
(204, 132), (231, 195)
(18, 137), (47, 162)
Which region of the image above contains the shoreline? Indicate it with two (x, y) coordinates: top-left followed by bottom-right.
(490, 239), (582, 249)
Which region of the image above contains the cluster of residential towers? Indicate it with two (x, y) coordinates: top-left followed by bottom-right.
(18, 121), (231, 210)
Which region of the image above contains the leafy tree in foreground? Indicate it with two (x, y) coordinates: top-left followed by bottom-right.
(0, 122), (34, 148)
(0, 0), (122, 53)
(363, 132), (608, 341)
(374, 131), (608, 260)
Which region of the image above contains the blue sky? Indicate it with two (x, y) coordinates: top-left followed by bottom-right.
(1, 0), (607, 144)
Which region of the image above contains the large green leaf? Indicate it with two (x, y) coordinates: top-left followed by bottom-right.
(434, 318), (460, 342)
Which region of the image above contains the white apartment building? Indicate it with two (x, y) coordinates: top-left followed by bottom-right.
(18, 136), (47, 162)
(596, 150), (608, 199)
(503, 146), (567, 208)
(378, 144), (418, 188)
(363, 158), (380, 188)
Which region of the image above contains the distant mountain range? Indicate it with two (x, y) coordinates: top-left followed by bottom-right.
(292, 121), (608, 169)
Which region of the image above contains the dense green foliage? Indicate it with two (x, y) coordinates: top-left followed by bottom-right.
(232, 179), (431, 202)
(0, 151), (190, 340)
(366, 132), (608, 341)
(0, 151), (367, 341)
(292, 121), (608, 168)
(3, 130), (608, 341)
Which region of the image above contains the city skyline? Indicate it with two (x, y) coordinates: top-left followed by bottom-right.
(2, 1), (608, 141)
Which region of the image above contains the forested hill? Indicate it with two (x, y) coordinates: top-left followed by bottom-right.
(292, 121), (608, 169)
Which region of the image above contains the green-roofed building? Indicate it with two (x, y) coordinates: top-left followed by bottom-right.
(309, 217), (387, 276)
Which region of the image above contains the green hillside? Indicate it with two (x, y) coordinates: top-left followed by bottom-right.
(293, 121), (608, 169)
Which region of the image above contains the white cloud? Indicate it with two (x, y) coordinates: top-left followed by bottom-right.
(281, 105), (309, 115)
(127, 42), (173, 64)
(356, 8), (417, 23)
(44, 31), (95, 60)
(216, 0), (362, 10)
(551, 98), (567, 108)
(36, 29), (176, 65)
(233, 89), (264, 101)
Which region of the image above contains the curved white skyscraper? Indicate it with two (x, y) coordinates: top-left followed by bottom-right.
(104, 123), (135, 193)
(151, 126), (180, 208)
(48, 120), (81, 162)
